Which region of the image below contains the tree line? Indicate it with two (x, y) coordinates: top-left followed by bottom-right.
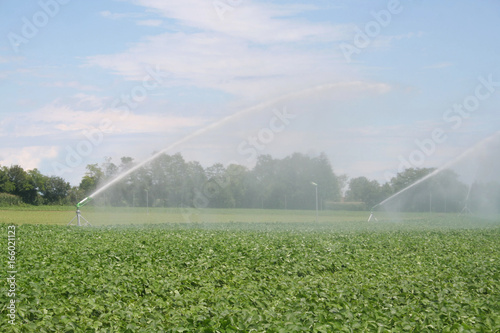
(1, 152), (498, 212)
(0, 165), (71, 205)
(79, 152), (342, 210)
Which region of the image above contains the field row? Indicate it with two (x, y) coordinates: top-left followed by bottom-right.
(0, 208), (373, 226)
(1, 207), (495, 227)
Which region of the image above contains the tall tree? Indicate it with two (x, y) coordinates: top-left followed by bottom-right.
(384, 168), (468, 212)
(5, 165), (38, 204)
(0, 166), (15, 193)
(184, 160), (207, 207)
(250, 153), (341, 209)
(28, 168), (47, 200)
(252, 155), (279, 208)
(42, 176), (71, 204)
(205, 163), (235, 208)
(226, 164), (250, 208)
(346, 177), (383, 208)
(312, 152), (342, 204)
(390, 168), (434, 194)
(79, 164), (104, 196)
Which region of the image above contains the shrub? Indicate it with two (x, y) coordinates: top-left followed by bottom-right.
(0, 193), (23, 206)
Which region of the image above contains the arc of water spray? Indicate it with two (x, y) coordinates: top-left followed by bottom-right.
(371, 130), (500, 211)
(78, 82), (352, 205)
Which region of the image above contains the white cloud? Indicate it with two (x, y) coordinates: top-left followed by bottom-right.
(0, 146), (59, 170)
(129, 0), (347, 44)
(1, 99), (207, 139)
(87, 1), (356, 101)
(87, 30), (355, 100)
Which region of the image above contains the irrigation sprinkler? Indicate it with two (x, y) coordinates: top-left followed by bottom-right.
(459, 183), (473, 216)
(367, 204), (379, 222)
(68, 196), (93, 227)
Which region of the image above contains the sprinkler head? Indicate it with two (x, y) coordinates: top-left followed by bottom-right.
(77, 196), (93, 208)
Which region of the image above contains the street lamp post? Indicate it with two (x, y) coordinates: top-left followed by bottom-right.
(311, 182), (318, 223)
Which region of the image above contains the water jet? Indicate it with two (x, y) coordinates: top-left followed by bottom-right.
(370, 130), (500, 220)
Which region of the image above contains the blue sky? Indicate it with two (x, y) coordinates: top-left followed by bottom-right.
(1, 0), (500, 186)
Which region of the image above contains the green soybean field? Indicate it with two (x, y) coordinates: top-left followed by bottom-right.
(1, 211), (499, 332)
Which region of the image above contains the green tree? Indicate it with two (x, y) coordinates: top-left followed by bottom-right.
(149, 153), (188, 207)
(390, 168), (434, 194)
(226, 164), (250, 208)
(79, 164), (104, 196)
(429, 169), (468, 212)
(116, 157), (137, 206)
(385, 168), (467, 212)
(346, 177), (383, 208)
(311, 152), (342, 204)
(205, 163), (235, 208)
(249, 153), (341, 210)
(42, 176), (71, 204)
(184, 161), (208, 207)
(67, 186), (85, 206)
(251, 155), (279, 208)
(28, 169), (47, 202)
(103, 157), (119, 179)
(5, 165), (38, 204)
(0, 166), (15, 193)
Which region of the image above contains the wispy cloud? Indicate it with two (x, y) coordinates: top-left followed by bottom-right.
(86, 32), (343, 99)
(1, 98), (207, 139)
(0, 146), (59, 171)
(86, 0), (356, 101)
(128, 0), (348, 43)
